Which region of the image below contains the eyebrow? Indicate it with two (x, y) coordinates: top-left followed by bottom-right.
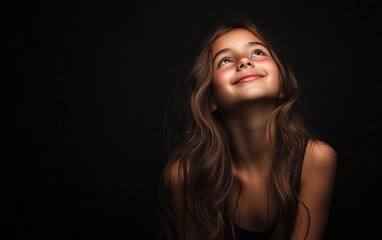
(212, 41), (266, 64)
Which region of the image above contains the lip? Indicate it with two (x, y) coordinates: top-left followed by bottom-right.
(234, 73), (265, 84)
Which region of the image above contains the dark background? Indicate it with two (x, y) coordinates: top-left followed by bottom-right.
(2, 0), (381, 239)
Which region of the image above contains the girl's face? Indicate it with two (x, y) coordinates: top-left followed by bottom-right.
(211, 28), (281, 111)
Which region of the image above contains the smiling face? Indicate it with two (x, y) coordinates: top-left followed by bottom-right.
(211, 28), (282, 111)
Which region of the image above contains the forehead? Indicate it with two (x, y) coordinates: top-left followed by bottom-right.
(211, 28), (263, 56)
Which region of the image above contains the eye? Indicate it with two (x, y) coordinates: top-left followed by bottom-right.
(251, 49), (266, 58)
(218, 57), (233, 67)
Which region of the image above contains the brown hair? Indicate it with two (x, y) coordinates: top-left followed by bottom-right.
(158, 17), (312, 240)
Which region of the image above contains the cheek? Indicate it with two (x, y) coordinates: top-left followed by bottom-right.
(212, 69), (232, 92)
(266, 61), (281, 87)
(213, 68), (231, 85)
(263, 60), (279, 75)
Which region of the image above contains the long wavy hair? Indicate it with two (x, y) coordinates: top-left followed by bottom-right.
(158, 17), (313, 240)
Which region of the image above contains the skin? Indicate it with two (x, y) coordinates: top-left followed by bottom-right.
(211, 28), (281, 115)
(169, 28), (337, 240)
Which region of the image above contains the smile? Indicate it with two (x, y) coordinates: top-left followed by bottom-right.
(235, 73), (265, 84)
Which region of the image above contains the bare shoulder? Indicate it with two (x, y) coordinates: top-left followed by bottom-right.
(164, 159), (201, 239)
(301, 140), (337, 185)
(303, 139), (337, 173)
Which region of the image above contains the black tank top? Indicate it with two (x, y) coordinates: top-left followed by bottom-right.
(235, 225), (273, 240)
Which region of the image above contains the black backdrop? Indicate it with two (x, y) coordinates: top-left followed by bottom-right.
(3, 0), (381, 239)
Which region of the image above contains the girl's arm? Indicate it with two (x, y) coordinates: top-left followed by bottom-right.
(290, 140), (337, 240)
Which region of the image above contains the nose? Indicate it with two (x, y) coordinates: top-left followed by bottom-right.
(237, 57), (254, 70)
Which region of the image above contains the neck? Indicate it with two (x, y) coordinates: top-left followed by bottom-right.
(220, 101), (277, 170)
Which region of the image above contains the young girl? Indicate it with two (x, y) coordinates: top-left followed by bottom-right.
(158, 18), (337, 240)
